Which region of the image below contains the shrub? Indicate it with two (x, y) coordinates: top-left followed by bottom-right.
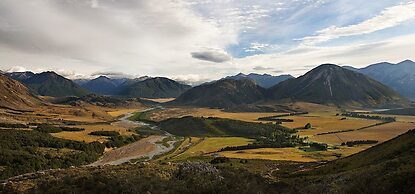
(89, 131), (120, 137)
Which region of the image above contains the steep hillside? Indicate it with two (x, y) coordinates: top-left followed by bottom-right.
(0, 74), (43, 110)
(172, 79), (266, 109)
(288, 129), (415, 193)
(225, 73), (294, 88)
(346, 60), (415, 99)
(19, 71), (89, 97)
(268, 64), (407, 107)
(118, 77), (191, 98)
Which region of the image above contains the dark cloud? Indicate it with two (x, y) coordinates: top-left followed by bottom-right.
(191, 49), (231, 63)
(253, 66), (273, 71)
(272, 70), (284, 73)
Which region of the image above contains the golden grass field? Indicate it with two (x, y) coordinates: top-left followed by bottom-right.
(147, 107), (282, 122)
(171, 137), (253, 160)
(219, 145), (372, 162)
(220, 148), (318, 162)
(141, 98), (176, 103)
(107, 108), (144, 118)
(311, 122), (415, 144)
(286, 113), (381, 137)
(52, 124), (134, 143)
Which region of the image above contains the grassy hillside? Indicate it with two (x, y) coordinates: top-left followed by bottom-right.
(0, 74), (44, 110)
(157, 116), (290, 138)
(283, 129), (415, 193)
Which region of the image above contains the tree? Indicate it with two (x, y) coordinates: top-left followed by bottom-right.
(305, 123), (312, 129)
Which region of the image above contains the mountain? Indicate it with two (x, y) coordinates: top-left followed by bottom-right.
(13, 71), (89, 97)
(172, 79), (266, 109)
(268, 64), (407, 107)
(82, 76), (120, 95)
(72, 79), (90, 86)
(345, 60), (415, 99)
(0, 74), (43, 110)
(5, 71), (35, 81)
(118, 77), (191, 98)
(225, 73), (294, 88)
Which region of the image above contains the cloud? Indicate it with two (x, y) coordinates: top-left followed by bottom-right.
(0, 0), (235, 77)
(244, 42), (279, 53)
(235, 33), (415, 76)
(90, 71), (134, 79)
(171, 74), (212, 86)
(191, 49), (231, 63)
(5, 66), (29, 72)
(299, 2), (415, 45)
(252, 66), (273, 71)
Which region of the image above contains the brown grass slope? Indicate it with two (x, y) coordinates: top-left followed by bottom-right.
(0, 74), (44, 110)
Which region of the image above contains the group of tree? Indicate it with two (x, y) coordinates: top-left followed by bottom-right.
(0, 129), (105, 180)
(341, 112), (396, 122)
(34, 124), (85, 133)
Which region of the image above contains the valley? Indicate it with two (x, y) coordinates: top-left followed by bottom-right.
(1, 63), (415, 193)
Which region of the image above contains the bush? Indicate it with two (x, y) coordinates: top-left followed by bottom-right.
(210, 157), (230, 164)
(35, 124), (63, 133)
(305, 123), (312, 129)
(89, 131), (120, 137)
(309, 142), (328, 151)
(0, 123), (28, 128)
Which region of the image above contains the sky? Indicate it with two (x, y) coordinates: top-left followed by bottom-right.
(0, 0), (414, 84)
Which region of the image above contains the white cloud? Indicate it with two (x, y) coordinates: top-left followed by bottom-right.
(0, 0), (235, 77)
(245, 42), (279, 53)
(6, 66), (29, 73)
(236, 33), (415, 76)
(299, 1), (415, 45)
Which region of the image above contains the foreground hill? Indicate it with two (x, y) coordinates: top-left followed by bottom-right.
(171, 79), (266, 109)
(224, 73), (294, 88)
(0, 74), (43, 110)
(287, 129), (415, 193)
(2, 129), (414, 193)
(118, 77), (191, 98)
(7, 71), (89, 97)
(346, 60), (415, 99)
(268, 64), (407, 107)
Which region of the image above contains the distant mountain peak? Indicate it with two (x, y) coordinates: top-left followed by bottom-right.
(269, 64), (407, 107)
(224, 72), (293, 88)
(397, 59), (415, 65)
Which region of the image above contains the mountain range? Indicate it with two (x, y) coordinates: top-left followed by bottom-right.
(77, 76), (191, 98)
(172, 64), (408, 108)
(117, 77), (191, 98)
(224, 73), (293, 88)
(6, 71), (89, 97)
(345, 60), (415, 99)
(268, 64), (406, 107)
